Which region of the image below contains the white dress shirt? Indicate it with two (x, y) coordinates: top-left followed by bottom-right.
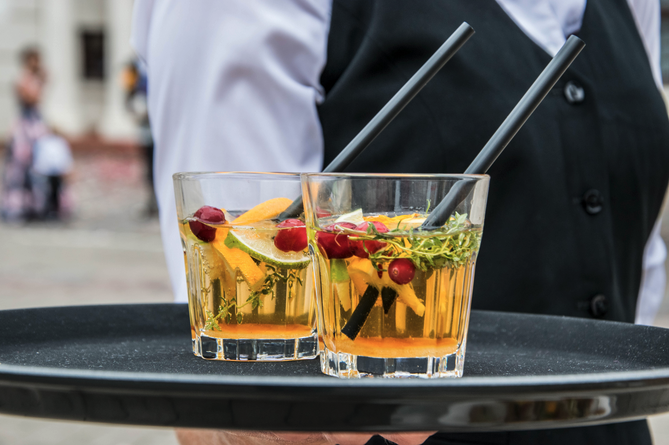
(131, 0), (666, 325)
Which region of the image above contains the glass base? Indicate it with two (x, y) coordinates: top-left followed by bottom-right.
(320, 345), (466, 378)
(193, 332), (319, 361)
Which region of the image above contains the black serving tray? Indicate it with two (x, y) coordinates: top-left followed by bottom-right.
(1, 303), (669, 432)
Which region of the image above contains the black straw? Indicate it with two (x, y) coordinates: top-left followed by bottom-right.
(278, 23), (476, 221)
(341, 285), (380, 340)
(421, 35), (586, 230)
(381, 287), (398, 314)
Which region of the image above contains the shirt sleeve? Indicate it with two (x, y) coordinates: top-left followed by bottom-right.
(130, 0), (331, 302)
(130, 0), (154, 66)
(626, 0), (667, 324)
(637, 217), (667, 325)
(626, 0), (663, 89)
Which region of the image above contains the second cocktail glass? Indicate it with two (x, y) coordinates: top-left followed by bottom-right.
(174, 172), (317, 361)
(302, 173), (489, 378)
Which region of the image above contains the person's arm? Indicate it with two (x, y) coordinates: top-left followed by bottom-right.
(626, 0), (663, 90)
(131, 2), (436, 444)
(131, 0), (329, 303)
(176, 429), (434, 445)
(625, 0), (667, 325)
(637, 217), (667, 325)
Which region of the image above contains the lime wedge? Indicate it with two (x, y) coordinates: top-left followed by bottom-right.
(224, 229), (309, 269)
(335, 208), (365, 225)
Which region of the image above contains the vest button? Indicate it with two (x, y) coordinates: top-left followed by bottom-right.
(589, 294), (608, 318)
(564, 80), (585, 104)
(582, 189), (603, 215)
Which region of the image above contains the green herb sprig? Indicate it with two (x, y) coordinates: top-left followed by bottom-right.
(205, 297), (243, 330)
(347, 212), (480, 272)
(204, 266), (303, 330)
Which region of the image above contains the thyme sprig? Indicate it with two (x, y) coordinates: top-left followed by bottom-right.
(205, 297), (242, 330)
(347, 212), (480, 272)
(204, 266), (303, 331)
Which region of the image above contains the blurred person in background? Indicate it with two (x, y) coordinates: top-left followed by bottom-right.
(1, 47), (49, 222)
(123, 58), (157, 218)
(132, 0), (669, 444)
(30, 128), (74, 221)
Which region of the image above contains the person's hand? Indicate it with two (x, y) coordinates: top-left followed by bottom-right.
(175, 429), (435, 445)
(324, 432), (435, 444)
(175, 430), (327, 445)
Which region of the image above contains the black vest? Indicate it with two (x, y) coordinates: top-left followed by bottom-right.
(318, 0), (669, 325)
(319, 2), (668, 443)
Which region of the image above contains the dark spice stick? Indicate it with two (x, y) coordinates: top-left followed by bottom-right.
(342, 286), (380, 340)
(381, 287), (398, 314)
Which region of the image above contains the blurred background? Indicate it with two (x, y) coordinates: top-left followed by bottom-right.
(0, 1), (669, 444)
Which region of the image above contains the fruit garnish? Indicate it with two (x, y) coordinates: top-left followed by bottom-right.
(330, 258), (352, 311)
(335, 208), (365, 225)
(347, 257), (424, 316)
(189, 206), (226, 242)
(225, 227), (310, 269)
(274, 219), (308, 252)
(350, 221), (388, 258)
(396, 217), (427, 230)
(211, 228), (265, 289)
(232, 197), (293, 225)
(316, 222), (356, 259)
(363, 213), (421, 230)
(355, 212), (480, 272)
(388, 258), (415, 285)
(204, 261), (303, 329)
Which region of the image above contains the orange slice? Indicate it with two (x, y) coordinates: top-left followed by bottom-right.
(232, 197), (293, 225)
(212, 228), (265, 290)
(363, 213), (421, 230)
(346, 257), (425, 316)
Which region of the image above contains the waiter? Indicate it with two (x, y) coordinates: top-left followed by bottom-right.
(132, 0), (669, 444)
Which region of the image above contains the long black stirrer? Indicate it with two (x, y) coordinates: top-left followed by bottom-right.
(421, 35), (586, 230)
(278, 22), (475, 221)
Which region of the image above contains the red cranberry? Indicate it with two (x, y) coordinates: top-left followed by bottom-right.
(388, 258), (415, 285)
(316, 222), (355, 259)
(350, 221), (389, 258)
(189, 206), (226, 242)
(274, 219), (307, 252)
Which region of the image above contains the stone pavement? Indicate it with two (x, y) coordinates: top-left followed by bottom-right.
(0, 151), (179, 445)
(1, 150), (669, 444)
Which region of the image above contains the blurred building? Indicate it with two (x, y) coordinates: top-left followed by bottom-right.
(1, 0), (668, 142)
(0, 0), (136, 140)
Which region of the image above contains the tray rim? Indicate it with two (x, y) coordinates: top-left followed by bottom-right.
(2, 303), (669, 391)
(2, 303), (669, 431)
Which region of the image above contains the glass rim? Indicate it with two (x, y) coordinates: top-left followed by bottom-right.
(301, 172), (489, 180)
(173, 171), (301, 181)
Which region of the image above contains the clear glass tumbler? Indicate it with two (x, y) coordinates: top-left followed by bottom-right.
(174, 172), (317, 361)
(302, 173), (489, 377)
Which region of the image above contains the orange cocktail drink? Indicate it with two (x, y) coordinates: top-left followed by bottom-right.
(174, 172), (316, 361)
(302, 173), (489, 378)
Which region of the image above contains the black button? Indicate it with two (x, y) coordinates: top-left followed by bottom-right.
(582, 189), (603, 215)
(564, 80), (585, 104)
(589, 294), (608, 318)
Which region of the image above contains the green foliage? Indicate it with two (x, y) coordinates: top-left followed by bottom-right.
(203, 266), (303, 330)
(348, 212), (481, 273)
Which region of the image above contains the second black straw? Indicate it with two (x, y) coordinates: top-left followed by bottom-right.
(278, 22), (475, 221)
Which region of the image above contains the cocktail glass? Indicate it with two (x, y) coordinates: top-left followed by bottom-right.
(174, 172), (317, 361)
(302, 173), (489, 377)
